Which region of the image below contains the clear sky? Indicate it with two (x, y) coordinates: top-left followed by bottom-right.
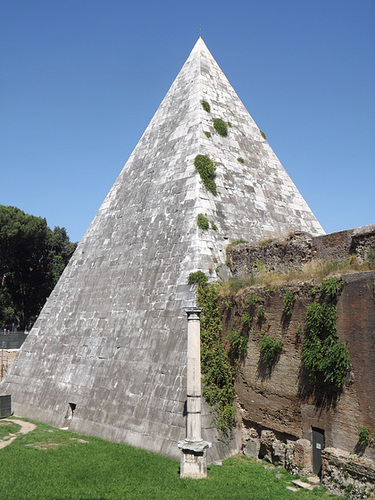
(1, 0), (374, 242)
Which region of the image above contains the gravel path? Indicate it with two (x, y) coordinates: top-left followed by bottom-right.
(0, 418), (36, 449)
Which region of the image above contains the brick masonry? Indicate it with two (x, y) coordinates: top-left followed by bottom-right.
(234, 271), (375, 461)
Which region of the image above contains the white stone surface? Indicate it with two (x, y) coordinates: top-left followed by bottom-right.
(0, 38), (324, 461)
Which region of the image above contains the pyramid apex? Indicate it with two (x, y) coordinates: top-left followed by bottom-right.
(191, 36), (210, 54)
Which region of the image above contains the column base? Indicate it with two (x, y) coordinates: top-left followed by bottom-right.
(178, 440), (212, 478)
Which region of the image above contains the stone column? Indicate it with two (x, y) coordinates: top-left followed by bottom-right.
(178, 307), (211, 478)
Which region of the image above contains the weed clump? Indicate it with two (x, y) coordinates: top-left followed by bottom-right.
(194, 155), (217, 196)
(188, 271), (208, 286)
(197, 214), (209, 230)
(259, 335), (283, 374)
(201, 100), (210, 112)
(213, 119), (228, 137)
(302, 277), (351, 392)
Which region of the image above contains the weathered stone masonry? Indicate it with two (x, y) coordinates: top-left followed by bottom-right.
(0, 38), (324, 461)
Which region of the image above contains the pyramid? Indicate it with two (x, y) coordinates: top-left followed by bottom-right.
(0, 38), (324, 460)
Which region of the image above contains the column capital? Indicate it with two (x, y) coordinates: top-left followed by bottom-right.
(185, 307), (202, 320)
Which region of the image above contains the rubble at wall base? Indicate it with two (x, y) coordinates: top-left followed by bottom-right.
(241, 424), (375, 498)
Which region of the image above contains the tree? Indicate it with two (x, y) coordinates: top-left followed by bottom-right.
(0, 205), (77, 329)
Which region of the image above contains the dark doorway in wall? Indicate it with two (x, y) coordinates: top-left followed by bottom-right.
(62, 402), (76, 429)
(312, 427), (325, 476)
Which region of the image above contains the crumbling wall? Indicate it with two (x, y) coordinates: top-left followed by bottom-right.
(321, 448), (375, 498)
(229, 273), (375, 461)
(227, 224), (375, 278)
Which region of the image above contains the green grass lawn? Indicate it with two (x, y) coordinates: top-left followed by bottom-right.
(0, 418), (334, 499)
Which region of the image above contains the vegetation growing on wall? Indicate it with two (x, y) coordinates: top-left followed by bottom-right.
(213, 119), (228, 137)
(194, 155), (217, 196)
(204, 131), (211, 138)
(188, 265), (358, 434)
(196, 279), (236, 435)
(237, 157), (244, 164)
(357, 426), (373, 447)
(188, 271), (208, 286)
(282, 291), (296, 317)
(260, 130), (266, 140)
(197, 214), (210, 230)
(201, 100), (210, 113)
(197, 214), (217, 231)
(302, 277), (351, 393)
(259, 334), (283, 374)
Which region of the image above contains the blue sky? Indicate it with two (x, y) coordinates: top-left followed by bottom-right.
(1, 0), (374, 242)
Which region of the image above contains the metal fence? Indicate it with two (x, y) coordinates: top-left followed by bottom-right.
(0, 333), (28, 350)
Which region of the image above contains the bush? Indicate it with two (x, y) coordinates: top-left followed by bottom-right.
(241, 312), (253, 327)
(197, 214), (209, 230)
(201, 100), (210, 112)
(213, 119), (228, 137)
(188, 271), (208, 286)
(358, 426), (371, 446)
(282, 291), (295, 317)
(302, 278), (351, 392)
(320, 276), (341, 303)
(194, 155), (217, 196)
(246, 294), (259, 307)
(229, 330), (248, 358)
(258, 306), (266, 322)
(259, 335), (283, 374)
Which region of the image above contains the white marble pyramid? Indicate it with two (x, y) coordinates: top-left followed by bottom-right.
(0, 38), (324, 460)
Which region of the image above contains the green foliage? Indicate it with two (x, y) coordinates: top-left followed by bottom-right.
(228, 239), (248, 246)
(320, 276), (341, 303)
(204, 131), (211, 138)
(282, 291), (296, 317)
(210, 221), (217, 231)
(187, 271), (208, 286)
(197, 282), (236, 435)
(302, 277), (351, 392)
(260, 130), (266, 140)
(194, 155), (217, 196)
(201, 100), (210, 112)
(227, 122), (232, 128)
(224, 299), (233, 310)
(213, 118), (228, 137)
(305, 302), (337, 338)
(197, 213), (209, 230)
(241, 312), (253, 327)
(246, 294), (260, 307)
(259, 335), (283, 374)
(229, 330), (248, 358)
(358, 426), (371, 446)
(237, 157), (244, 164)
(258, 306), (266, 322)
(0, 205), (76, 328)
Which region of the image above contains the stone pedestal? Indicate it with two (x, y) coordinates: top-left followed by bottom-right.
(179, 307), (211, 478)
(178, 440), (211, 479)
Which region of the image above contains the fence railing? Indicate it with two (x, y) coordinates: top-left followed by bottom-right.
(0, 333), (28, 350)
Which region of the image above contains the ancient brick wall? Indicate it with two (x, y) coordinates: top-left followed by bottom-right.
(227, 224), (375, 278)
(232, 272), (375, 460)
